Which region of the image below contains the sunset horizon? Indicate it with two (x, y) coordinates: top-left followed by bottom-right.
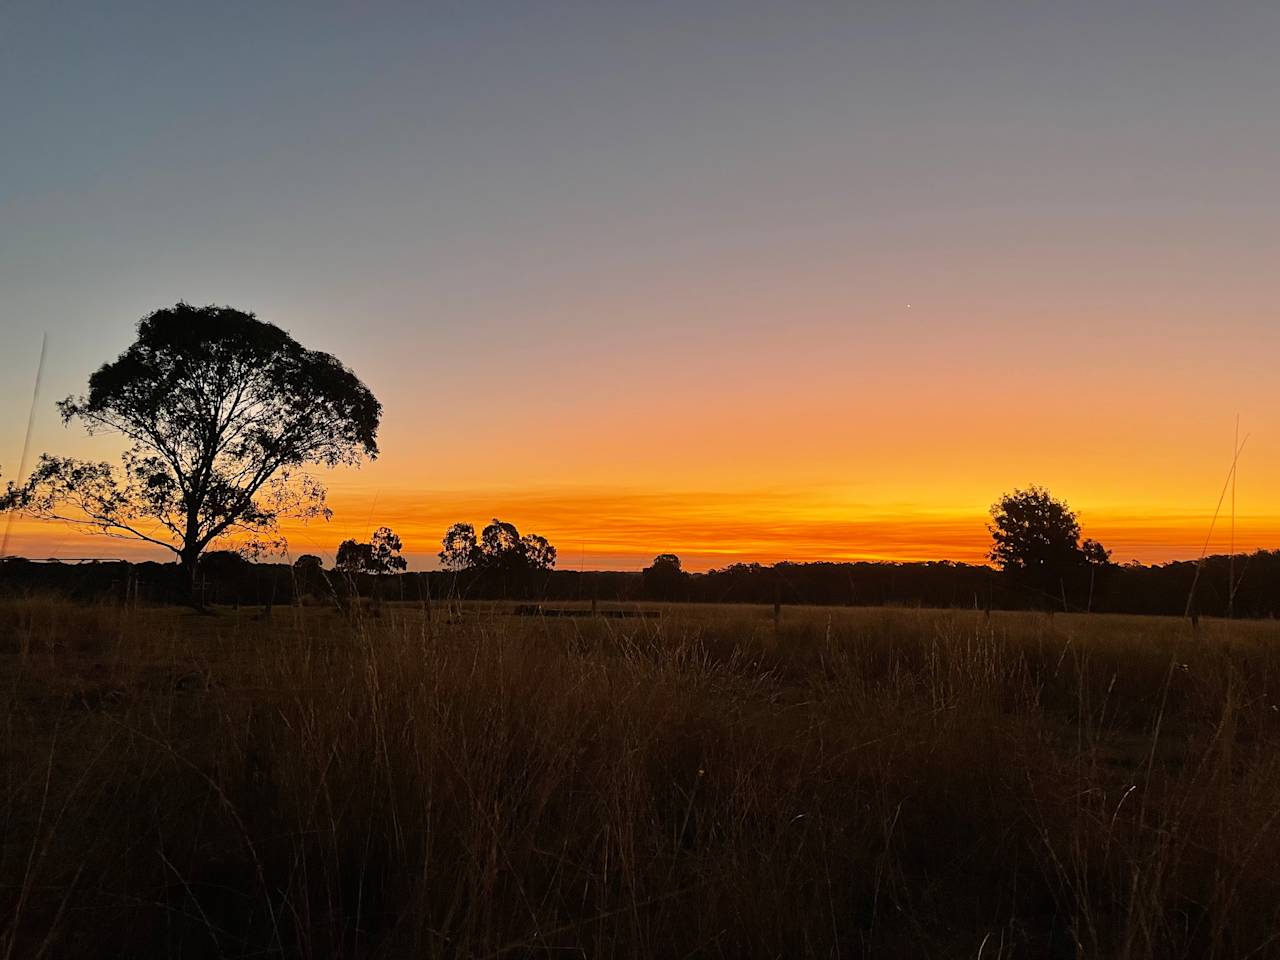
(8, 5), (1280, 955)
(6, 5), (1279, 575)
(3, 472), (1269, 571)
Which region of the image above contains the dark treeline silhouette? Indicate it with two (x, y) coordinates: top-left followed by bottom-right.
(5, 550), (1280, 619)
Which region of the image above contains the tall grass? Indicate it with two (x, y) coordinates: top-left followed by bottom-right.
(3, 598), (1279, 957)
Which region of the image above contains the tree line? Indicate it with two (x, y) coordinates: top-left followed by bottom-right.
(1, 302), (1270, 618)
(6, 546), (1278, 619)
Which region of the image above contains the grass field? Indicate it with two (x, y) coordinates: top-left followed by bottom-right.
(3, 597), (1280, 958)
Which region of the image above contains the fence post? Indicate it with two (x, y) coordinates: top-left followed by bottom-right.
(773, 578), (781, 634)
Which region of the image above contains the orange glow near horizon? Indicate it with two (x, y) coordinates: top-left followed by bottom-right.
(5, 298), (1278, 571)
(6, 483), (1277, 572)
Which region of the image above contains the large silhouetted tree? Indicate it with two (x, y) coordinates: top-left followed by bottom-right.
(0, 303), (381, 596)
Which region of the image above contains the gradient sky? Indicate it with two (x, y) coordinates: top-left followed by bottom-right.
(3, 2), (1278, 570)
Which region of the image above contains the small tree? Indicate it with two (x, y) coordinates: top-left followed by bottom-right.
(437, 518), (556, 572)
(335, 539), (370, 575)
(520, 533), (557, 571)
(369, 526), (408, 575)
(642, 553), (688, 600)
(989, 486), (1109, 608)
(1081, 538), (1111, 566)
(293, 553), (325, 597)
(988, 486), (1083, 573)
(480, 519), (525, 571)
(439, 522), (481, 571)
(294, 554), (324, 574)
(336, 527), (407, 576)
(0, 303), (380, 599)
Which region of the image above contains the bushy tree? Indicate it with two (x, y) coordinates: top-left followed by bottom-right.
(437, 518), (556, 572)
(292, 553), (326, 596)
(1081, 538), (1112, 566)
(519, 533), (556, 571)
(439, 523), (481, 570)
(0, 303), (380, 596)
(988, 486), (1083, 573)
(642, 553), (688, 600)
(337, 526), (407, 576)
(481, 519), (524, 571)
(989, 486), (1110, 607)
(294, 554), (324, 574)
(335, 539), (370, 575)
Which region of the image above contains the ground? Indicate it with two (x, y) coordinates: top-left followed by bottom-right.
(3, 598), (1280, 958)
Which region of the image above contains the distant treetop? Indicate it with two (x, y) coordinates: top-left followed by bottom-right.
(438, 518), (556, 572)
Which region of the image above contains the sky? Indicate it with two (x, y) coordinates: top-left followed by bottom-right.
(2, 1), (1278, 570)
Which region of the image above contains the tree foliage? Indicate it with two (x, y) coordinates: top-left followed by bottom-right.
(292, 553), (327, 595)
(336, 526), (407, 576)
(642, 553), (688, 599)
(1, 304), (380, 576)
(520, 533), (556, 571)
(988, 486), (1088, 572)
(988, 486), (1111, 606)
(1081, 538), (1112, 566)
(439, 523), (481, 571)
(437, 518), (556, 572)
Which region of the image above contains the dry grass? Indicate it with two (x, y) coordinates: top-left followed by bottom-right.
(3, 597), (1280, 958)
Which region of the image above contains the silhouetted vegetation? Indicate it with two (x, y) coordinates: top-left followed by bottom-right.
(989, 485), (1113, 610)
(5, 599), (1280, 958)
(6, 550), (1280, 618)
(292, 554), (325, 597)
(0, 303), (381, 599)
(642, 553), (689, 600)
(335, 526), (407, 576)
(438, 518), (557, 572)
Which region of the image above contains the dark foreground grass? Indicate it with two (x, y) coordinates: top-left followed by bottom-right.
(3, 598), (1280, 958)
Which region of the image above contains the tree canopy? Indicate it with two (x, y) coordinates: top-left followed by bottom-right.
(988, 486), (1111, 605)
(989, 486), (1084, 572)
(437, 518), (556, 572)
(642, 553), (689, 599)
(1, 303), (381, 579)
(336, 527), (407, 576)
(439, 523), (482, 571)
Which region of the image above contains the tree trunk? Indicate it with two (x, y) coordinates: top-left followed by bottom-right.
(180, 549), (204, 611)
